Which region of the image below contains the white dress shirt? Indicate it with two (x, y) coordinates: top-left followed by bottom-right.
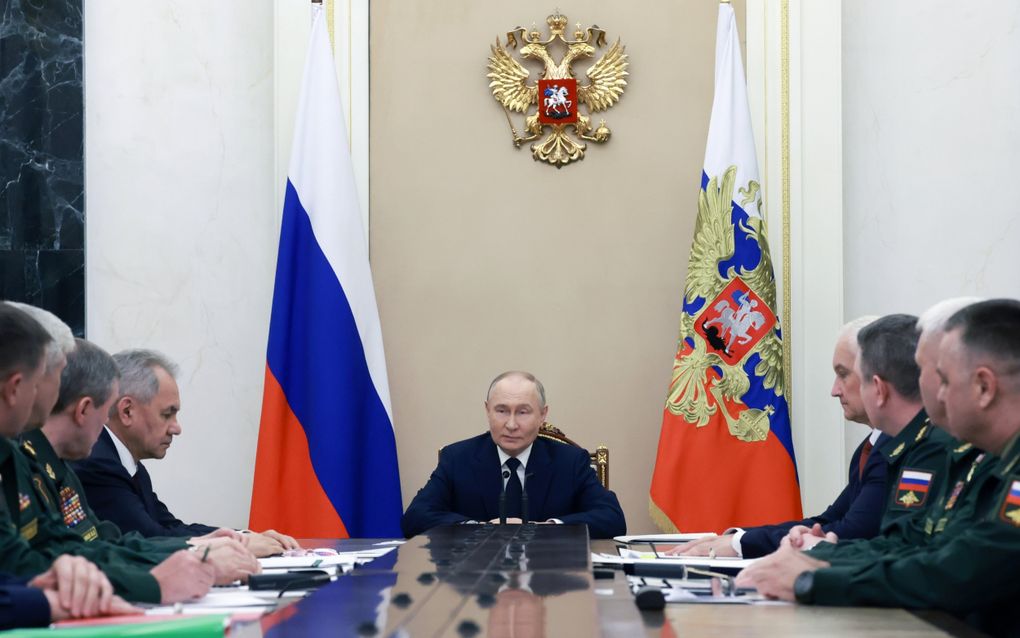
(728, 427), (883, 556)
(105, 425), (138, 477)
(496, 443), (533, 489)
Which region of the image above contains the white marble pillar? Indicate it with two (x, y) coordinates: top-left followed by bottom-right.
(84, 1), (276, 528)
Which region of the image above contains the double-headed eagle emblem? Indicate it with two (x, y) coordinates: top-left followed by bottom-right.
(487, 12), (629, 167)
(666, 168), (785, 443)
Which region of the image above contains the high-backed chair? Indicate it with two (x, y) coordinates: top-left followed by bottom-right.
(538, 422), (610, 489)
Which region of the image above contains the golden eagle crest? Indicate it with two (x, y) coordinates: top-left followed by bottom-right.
(487, 12), (628, 167)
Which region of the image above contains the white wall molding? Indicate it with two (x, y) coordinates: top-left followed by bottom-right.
(747, 0), (848, 514)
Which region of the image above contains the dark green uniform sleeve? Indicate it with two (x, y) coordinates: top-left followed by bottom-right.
(810, 445), (991, 565)
(0, 511), (162, 604)
(879, 427), (953, 530)
(810, 471), (1020, 617)
(2, 440), (163, 603)
(113, 530), (189, 555)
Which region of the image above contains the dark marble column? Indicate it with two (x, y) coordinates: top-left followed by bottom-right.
(0, 0), (84, 336)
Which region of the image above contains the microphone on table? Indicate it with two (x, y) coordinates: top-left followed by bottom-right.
(499, 469), (511, 525)
(623, 562), (690, 580)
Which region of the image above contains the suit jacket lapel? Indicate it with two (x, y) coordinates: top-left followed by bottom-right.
(134, 463), (158, 517)
(523, 439), (553, 521)
(95, 428), (120, 464)
(474, 439), (504, 521)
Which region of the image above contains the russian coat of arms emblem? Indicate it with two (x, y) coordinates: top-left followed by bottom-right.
(696, 279), (777, 366)
(487, 12), (629, 167)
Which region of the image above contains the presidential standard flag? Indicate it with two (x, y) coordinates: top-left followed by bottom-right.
(249, 6), (402, 538)
(649, 3), (802, 533)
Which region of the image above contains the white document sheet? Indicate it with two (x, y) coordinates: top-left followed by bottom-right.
(259, 547), (395, 570)
(613, 533), (716, 544)
(592, 552), (758, 571)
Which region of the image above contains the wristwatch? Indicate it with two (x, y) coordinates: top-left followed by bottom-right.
(793, 570), (815, 604)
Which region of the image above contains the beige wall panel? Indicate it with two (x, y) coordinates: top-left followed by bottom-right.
(372, 1), (743, 533)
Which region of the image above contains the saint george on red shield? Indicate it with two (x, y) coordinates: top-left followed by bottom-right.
(695, 278), (777, 365)
(538, 78), (578, 124)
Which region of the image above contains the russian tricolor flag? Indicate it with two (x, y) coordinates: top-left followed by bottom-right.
(1006, 481), (1020, 506)
(897, 470), (933, 494)
(648, 2), (802, 533)
(249, 6), (401, 538)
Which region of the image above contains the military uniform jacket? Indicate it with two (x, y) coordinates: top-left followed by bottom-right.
(21, 430), (187, 557)
(809, 438), (988, 564)
(737, 432), (890, 558)
(809, 431), (1020, 637)
(808, 411), (954, 563)
(876, 411), (953, 529)
(0, 437), (161, 603)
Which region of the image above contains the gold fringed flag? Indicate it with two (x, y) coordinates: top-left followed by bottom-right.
(649, 3), (802, 533)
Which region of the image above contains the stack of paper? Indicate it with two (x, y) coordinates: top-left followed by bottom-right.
(259, 546), (394, 572)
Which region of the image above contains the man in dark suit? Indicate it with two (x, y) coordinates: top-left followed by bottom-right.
(676, 317), (889, 558)
(401, 371), (626, 539)
(737, 299), (1020, 638)
(0, 303), (214, 606)
(787, 313), (954, 551)
(73, 349), (297, 555)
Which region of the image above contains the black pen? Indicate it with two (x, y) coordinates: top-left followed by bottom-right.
(201, 545), (210, 563)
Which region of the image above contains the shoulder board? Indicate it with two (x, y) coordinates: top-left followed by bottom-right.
(1001, 456), (1019, 477)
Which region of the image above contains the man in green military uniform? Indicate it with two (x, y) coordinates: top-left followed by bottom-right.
(5, 302), (74, 434)
(738, 298), (1020, 637)
(787, 314), (954, 552)
(854, 315), (953, 529)
(0, 306), (222, 604)
(788, 299), (983, 557)
(23, 338), (250, 563)
(14, 333), (262, 592)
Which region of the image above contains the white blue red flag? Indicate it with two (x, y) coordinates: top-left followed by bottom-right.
(249, 6), (401, 538)
(649, 3), (801, 533)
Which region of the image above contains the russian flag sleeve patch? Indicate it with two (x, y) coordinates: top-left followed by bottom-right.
(998, 479), (1020, 527)
(895, 468), (934, 508)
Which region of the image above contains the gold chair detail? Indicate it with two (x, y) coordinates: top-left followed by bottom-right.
(538, 422), (610, 489)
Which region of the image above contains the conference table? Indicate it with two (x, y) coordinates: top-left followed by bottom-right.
(229, 525), (970, 637)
